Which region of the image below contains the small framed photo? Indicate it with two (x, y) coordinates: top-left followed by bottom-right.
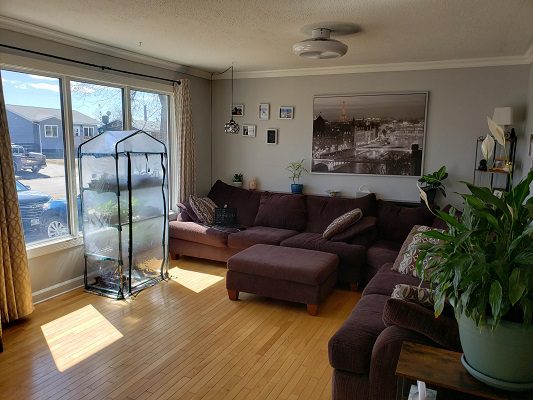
(232, 104), (244, 117)
(266, 128), (278, 145)
(279, 106), (294, 119)
(242, 125), (256, 137)
(259, 103), (270, 120)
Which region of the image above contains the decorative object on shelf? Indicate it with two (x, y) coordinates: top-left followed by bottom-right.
(326, 189), (340, 197)
(224, 65), (240, 134)
(417, 121), (533, 390)
(287, 159), (308, 194)
(231, 173), (243, 187)
(417, 166), (448, 204)
(292, 23), (360, 59)
(312, 92), (428, 176)
(248, 177), (258, 190)
(473, 117), (517, 192)
(242, 124), (256, 137)
(266, 128), (278, 144)
(231, 104), (244, 117)
(259, 103), (269, 120)
(78, 130), (168, 299)
(279, 106), (294, 119)
(356, 184), (371, 198)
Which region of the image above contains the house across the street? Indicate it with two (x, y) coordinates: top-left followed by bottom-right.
(6, 104), (99, 157)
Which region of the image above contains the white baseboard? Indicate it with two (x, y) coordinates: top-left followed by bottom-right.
(32, 275), (84, 304)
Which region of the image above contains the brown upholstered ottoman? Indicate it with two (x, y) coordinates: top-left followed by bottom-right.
(226, 244), (338, 316)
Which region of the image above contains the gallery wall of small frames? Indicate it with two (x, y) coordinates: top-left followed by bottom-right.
(229, 103), (294, 145)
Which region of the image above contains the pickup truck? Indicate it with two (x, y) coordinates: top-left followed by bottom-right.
(12, 144), (47, 173)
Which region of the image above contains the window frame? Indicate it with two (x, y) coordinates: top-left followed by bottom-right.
(44, 124), (59, 138)
(83, 126), (95, 137)
(1, 62), (176, 257)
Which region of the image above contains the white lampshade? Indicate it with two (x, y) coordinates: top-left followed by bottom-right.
(492, 107), (513, 126)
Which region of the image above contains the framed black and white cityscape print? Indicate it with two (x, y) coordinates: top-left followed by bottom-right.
(312, 92), (428, 177)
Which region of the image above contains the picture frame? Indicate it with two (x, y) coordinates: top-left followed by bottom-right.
(311, 92), (428, 177)
(266, 128), (278, 145)
(232, 104), (244, 117)
(242, 124), (256, 137)
(259, 103), (270, 120)
(279, 106), (294, 119)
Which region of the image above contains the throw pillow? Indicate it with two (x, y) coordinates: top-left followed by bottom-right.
(376, 200), (435, 244)
(330, 216), (377, 242)
(391, 284), (434, 307)
(188, 195), (217, 225)
(391, 225), (443, 278)
(253, 192), (307, 231)
(322, 208), (363, 239)
(177, 202), (199, 223)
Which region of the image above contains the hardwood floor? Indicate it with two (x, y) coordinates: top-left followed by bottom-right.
(0, 258), (360, 400)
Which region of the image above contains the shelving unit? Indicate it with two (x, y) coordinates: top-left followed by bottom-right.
(78, 130), (169, 299)
(473, 135), (517, 192)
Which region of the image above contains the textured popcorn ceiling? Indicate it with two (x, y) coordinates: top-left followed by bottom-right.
(1, 0), (533, 73)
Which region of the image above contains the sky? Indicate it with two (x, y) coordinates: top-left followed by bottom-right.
(314, 93), (427, 121)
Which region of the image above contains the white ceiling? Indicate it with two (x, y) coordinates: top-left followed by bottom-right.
(1, 0), (533, 74)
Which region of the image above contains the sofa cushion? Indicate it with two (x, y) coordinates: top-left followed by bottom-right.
(330, 216), (378, 243)
(280, 232), (366, 268)
(391, 284), (434, 307)
(323, 208), (363, 239)
(377, 200), (435, 244)
(328, 294), (389, 374)
(227, 226), (298, 249)
(253, 192), (307, 231)
(208, 180), (262, 227)
(382, 298), (461, 351)
(363, 263), (426, 297)
(367, 240), (401, 271)
(189, 195), (217, 225)
(391, 225), (444, 278)
(227, 244), (338, 285)
(305, 193), (377, 234)
(168, 221), (228, 248)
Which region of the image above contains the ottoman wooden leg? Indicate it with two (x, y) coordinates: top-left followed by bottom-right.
(228, 289), (239, 301)
(307, 304), (318, 316)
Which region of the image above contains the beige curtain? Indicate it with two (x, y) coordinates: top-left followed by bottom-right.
(174, 79), (196, 202)
(0, 75), (34, 351)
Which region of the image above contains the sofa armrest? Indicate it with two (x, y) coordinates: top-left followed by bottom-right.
(369, 325), (436, 400)
(382, 298), (461, 351)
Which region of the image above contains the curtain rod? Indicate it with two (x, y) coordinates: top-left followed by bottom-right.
(0, 43), (182, 85)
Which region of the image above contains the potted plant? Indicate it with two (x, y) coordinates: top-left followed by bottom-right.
(231, 173), (243, 187)
(287, 160), (308, 194)
(416, 118), (533, 391)
(418, 166), (448, 204)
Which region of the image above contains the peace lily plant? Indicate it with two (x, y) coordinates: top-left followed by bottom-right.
(417, 117), (533, 390)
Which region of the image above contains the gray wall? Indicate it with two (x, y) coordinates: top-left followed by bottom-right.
(524, 63), (533, 179)
(1, 29), (212, 300)
(212, 66), (530, 207)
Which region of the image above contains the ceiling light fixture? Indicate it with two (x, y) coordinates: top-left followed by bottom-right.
(224, 64), (240, 134)
(292, 22), (360, 60)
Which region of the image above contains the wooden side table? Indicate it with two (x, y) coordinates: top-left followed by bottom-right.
(395, 342), (533, 400)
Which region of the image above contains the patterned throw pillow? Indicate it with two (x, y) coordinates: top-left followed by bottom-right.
(323, 208), (363, 239)
(391, 225), (443, 278)
(188, 195), (217, 225)
(391, 284), (434, 307)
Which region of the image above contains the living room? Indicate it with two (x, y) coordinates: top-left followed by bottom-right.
(0, 1), (532, 399)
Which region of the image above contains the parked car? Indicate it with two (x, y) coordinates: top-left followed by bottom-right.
(40, 198), (71, 238)
(15, 180), (51, 234)
(12, 144), (47, 173)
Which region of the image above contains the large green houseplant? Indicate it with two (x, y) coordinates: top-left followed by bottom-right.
(416, 119), (533, 391)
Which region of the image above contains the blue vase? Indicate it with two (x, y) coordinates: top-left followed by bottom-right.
(291, 184), (303, 194)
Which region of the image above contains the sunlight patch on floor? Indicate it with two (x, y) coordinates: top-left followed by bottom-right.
(41, 304), (123, 372)
(168, 266), (224, 293)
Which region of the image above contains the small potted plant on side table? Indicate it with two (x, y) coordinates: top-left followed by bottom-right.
(287, 160), (308, 194)
(231, 173), (243, 187)
(418, 166), (448, 205)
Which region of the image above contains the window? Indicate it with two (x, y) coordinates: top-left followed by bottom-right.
(130, 89), (169, 146)
(44, 125), (58, 138)
(74, 127), (81, 136)
(83, 126), (95, 137)
(2, 69), (70, 245)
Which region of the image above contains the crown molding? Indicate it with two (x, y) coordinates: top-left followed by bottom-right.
(0, 16), (212, 80)
(213, 54), (533, 80)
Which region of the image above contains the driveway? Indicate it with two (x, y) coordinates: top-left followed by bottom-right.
(16, 159), (73, 199)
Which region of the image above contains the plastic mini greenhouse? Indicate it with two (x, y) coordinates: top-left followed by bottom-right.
(78, 130), (168, 299)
